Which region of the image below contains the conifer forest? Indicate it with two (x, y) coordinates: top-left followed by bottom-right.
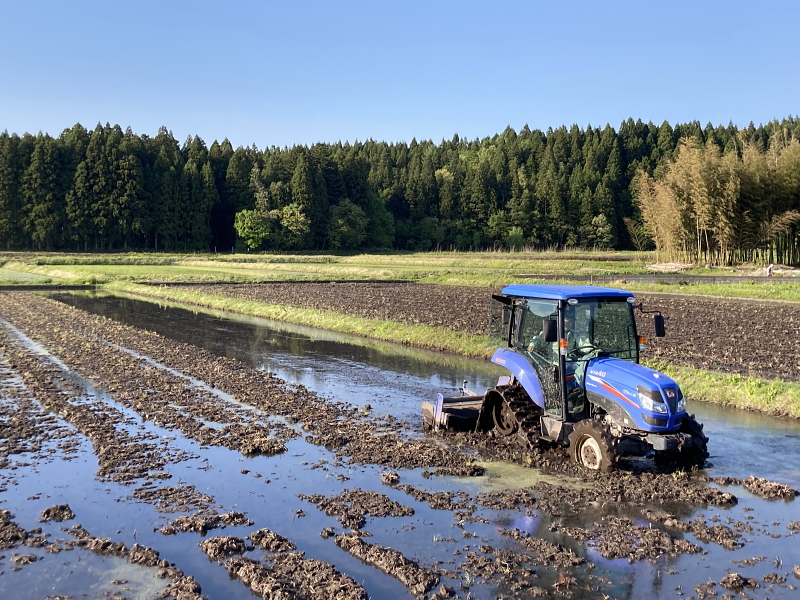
(1, 118), (799, 265)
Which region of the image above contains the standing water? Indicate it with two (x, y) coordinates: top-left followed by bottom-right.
(0, 290), (796, 600)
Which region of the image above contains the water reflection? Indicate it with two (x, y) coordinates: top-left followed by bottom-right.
(49, 292), (506, 424)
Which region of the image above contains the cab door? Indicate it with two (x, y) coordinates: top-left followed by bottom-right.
(515, 299), (563, 418)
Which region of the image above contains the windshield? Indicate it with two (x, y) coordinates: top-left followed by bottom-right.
(565, 298), (636, 362)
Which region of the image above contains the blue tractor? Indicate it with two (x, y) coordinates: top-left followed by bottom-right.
(422, 284), (708, 472)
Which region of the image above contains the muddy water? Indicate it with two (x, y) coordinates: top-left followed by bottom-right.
(0, 290), (798, 600)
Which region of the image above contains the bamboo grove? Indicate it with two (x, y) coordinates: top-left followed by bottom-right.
(0, 118), (798, 264)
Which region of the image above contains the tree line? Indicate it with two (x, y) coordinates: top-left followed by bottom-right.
(0, 118), (798, 263)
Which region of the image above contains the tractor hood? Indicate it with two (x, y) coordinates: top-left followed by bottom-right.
(583, 356), (685, 432)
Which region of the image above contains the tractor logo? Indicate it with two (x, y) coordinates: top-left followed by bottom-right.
(665, 389), (676, 399)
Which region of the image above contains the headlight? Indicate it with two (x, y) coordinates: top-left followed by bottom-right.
(676, 394), (686, 413)
(638, 392), (668, 414)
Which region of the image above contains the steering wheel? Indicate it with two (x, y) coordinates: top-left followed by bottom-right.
(568, 344), (597, 359)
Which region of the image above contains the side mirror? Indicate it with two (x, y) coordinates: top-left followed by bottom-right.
(654, 315), (666, 337)
(543, 319), (557, 343)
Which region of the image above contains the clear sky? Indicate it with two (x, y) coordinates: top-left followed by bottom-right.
(1, 0), (798, 148)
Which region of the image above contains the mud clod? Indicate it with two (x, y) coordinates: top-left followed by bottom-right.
(0, 510), (28, 550)
(300, 489), (414, 530)
(167, 511), (253, 535)
(742, 476), (796, 500)
(128, 543), (160, 566)
(225, 554), (367, 600)
(762, 572), (786, 584)
(199, 536), (247, 561)
(12, 553), (37, 564)
(381, 470), (399, 485)
(502, 529), (585, 567)
(720, 572), (760, 590)
(40, 504), (75, 522)
(335, 532), (439, 596)
(248, 528), (295, 552)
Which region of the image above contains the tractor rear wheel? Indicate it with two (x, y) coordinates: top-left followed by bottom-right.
(492, 395), (518, 436)
(568, 419), (617, 473)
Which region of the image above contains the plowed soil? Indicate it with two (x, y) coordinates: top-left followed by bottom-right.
(176, 282), (800, 381)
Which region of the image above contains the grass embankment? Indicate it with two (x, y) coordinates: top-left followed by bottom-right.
(109, 281), (800, 419)
(648, 361), (800, 419)
(627, 281), (800, 302)
(108, 282), (493, 358)
(1, 250), (656, 287)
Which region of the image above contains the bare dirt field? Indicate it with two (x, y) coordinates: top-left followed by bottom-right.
(178, 282), (800, 381)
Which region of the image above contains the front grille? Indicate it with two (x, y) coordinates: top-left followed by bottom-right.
(643, 414), (668, 427)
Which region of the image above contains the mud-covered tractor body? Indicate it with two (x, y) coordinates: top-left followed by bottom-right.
(422, 284), (708, 471)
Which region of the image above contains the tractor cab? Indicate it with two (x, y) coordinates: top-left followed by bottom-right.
(489, 284), (660, 425)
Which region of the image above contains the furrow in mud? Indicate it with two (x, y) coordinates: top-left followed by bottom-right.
(0, 292), (469, 470)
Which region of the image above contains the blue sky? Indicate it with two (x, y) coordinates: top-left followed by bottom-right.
(1, 0), (798, 148)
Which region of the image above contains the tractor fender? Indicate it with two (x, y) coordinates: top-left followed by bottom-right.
(490, 348), (546, 409)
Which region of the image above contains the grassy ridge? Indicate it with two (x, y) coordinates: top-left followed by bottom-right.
(648, 360), (800, 420)
(108, 281), (493, 358)
(108, 281), (800, 419)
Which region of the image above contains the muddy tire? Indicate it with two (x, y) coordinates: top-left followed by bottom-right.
(491, 394), (518, 437)
(655, 415), (709, 468)
(676, 414), (709, 468)
(568, 419), (617, 473)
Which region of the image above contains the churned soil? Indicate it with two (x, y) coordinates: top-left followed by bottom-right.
(248, 528), (296, 552)
(299, 489), (415, 530)
(177, 282), (800, 381)
(224, 553), (368, 600)
(178, 282), (488, 335)
(335, 532), (440, 596)
(742, 476), (797, 499)
(39, 504), (75, 523)
(1, 291), (797, 598)
(198, 535), (247, 561)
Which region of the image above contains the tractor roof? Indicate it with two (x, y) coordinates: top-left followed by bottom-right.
(500, 284), (634, 301)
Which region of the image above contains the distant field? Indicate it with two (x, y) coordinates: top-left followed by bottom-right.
(1, 251), (797, 301)
(0, 267), (52, 282)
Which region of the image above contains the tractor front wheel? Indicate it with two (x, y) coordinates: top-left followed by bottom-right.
(675, 414), (709, 468)
(568, 420), (617, 473)
(654, 415), (709, 468)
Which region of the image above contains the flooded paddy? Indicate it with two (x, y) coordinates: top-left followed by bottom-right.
(0, 290), (798, 599)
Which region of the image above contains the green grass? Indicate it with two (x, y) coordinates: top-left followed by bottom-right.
(646, 360), (800, 419)
(0, 267), (53, 283)
(4, 251), (797, 301)
(625, 281), (800, 302)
